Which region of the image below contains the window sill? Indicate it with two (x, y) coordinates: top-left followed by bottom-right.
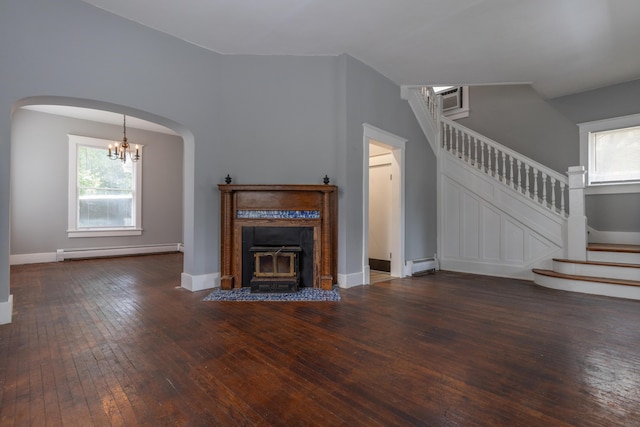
(443, 107), (469, 121)
(68, 228), (143, 238)
(586, 182), (640, 195)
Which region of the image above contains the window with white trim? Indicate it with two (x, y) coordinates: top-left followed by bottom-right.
(579, 113), (640, 194)
(68, 135), (143, 237)
(589, 126), (640, 184)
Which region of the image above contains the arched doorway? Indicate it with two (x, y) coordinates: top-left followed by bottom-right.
(10, 96), (193, 285)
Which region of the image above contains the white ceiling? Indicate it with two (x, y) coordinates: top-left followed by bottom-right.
(22, 105), (178, 135)
(78, 0), (640, 99)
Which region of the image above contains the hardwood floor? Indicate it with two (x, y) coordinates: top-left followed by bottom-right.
(2, 253), (640, 426)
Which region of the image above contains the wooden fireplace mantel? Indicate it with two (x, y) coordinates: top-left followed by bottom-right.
(218, 184), (338, 290)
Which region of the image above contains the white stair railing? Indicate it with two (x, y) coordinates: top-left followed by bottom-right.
(408, 85), (570, 218)
(418, 86), (439, 123)
(441, 118), (568, 217)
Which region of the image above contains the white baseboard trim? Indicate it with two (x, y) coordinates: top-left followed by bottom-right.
(181, 272), (219, 292)
(587, 228), (640, 245)
(337, 270), (366, 288)
(438, 259), (545, 281)
(10, 243), (183, 265)
(10, 252), (57, 265)
(0, 295), (13, 325)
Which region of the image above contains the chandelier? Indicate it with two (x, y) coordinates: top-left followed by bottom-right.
(107, 114), (140, 163)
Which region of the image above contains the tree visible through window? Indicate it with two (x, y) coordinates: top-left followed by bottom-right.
(77, 145), (134, 227)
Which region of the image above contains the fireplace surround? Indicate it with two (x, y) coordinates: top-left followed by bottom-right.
(218, 184), (337, 290)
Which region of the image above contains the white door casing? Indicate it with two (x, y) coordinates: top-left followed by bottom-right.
(362, 124), (407, 283)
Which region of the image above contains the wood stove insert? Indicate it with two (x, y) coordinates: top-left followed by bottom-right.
(249, 246), (301, 293)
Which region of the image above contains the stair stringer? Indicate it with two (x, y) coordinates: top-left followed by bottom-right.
(438, 152), (566, 280)
(401, 86), (439, 154)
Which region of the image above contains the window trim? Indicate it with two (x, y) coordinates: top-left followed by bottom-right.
(68, 134), (143, 238)
(578, 113), (640, 195)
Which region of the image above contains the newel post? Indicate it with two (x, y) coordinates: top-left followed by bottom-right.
(567, 166), (587, 261)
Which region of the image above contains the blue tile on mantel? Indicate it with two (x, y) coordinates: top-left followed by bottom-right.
(237, 210), (321, 219)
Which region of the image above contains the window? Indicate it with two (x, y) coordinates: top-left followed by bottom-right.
(68, 135), (142, 237)
(579, 113), (640, 194)
(589, 126), (640, 184)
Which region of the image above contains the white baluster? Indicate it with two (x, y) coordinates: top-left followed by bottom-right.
(560, 181), (566, 216)
(533, 169), (539, 201)
(551, 177), (557, 211)
(516, 160), (522, 191)
(501, 152), (506, 183)
(491, 149), (497, 180)
(525, 164), (531, 196)
(542, 173), (548, 206)
(509, 157), (514, 188)
(444, 123), (450, 151)
(463, 133), (468, 162)
(454, 129), (459, 156)
(474, 138), (479, 168)
(480, 141), (491, 169)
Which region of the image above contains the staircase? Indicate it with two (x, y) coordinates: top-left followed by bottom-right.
(402, 85), (640, 300)
(533, 244), (640, 300)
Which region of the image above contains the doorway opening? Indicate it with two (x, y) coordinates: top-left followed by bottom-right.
(362, 124), (406, 284)
(10, 97), (192, 284)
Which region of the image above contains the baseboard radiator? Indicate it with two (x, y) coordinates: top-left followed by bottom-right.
(56, 243), (183, 262)
(407, 255), (439, 276)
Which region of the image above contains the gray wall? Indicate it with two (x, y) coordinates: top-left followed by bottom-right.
(550, 78), (640, 123)
(343, 55), (436, 271)
(0, 0), (436, 308)
(10, 109), (183, 255)
(550, 79), (640, 233)
(457, 85), (579, 174)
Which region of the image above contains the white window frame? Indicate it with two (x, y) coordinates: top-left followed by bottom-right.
(68, 134), (143, 237)
(579, 113), (640, 195)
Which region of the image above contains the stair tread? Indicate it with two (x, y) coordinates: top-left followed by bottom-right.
(588, 243), (640, 253)
(533, 269), (640, 287)
(553, 258), (640, 269)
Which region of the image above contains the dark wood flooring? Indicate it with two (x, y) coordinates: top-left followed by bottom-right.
(2, 253), (640, 426)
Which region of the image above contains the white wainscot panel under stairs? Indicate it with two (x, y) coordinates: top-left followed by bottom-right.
(440, 154), (565, 280)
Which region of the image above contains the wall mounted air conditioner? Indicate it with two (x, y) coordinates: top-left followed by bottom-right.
(440, 87), (463, 111)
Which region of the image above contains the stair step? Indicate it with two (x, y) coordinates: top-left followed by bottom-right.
(533, 269), (640, 300)
(554, 258), (640, 268)
(588, 243), (640, 253)
(587, 244), (640, 264)
(553, 258), (640, 282)
(533, 269), (640, 287)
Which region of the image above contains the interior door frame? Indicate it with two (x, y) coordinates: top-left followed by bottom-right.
(362, 124), (407, 282)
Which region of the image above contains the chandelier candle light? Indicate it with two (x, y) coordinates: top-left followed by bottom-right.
(108, 114), (140, 163)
